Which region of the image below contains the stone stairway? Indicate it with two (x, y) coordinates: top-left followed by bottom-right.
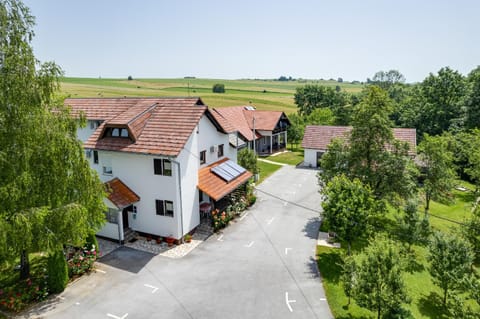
(195, 219), (214, 237)
(123, 227), (138, 243)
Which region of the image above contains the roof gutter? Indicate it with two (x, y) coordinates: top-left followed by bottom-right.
(171, 159), (184, 242)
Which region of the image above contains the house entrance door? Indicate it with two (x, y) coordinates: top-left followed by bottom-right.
(122, 208), (129, 229)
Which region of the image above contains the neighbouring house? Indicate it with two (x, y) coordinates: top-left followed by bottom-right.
(67, 97), (252, 243)
(301, 125), (417, 168)
(210, 106), (290, 155)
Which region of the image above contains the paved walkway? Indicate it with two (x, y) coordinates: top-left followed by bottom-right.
(257, 158), (288, 166)
(97, 230), (211, 259)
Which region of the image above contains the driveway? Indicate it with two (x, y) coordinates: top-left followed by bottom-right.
(21, 166), (332, 319)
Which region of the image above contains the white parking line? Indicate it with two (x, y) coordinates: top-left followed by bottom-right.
(285, 292), (296, 312)
(144, 284), (159, 293)
(96, 269), (106, 274)
(107, 313), (128, 319)
(285, 248), (291, 255)
(320, 298), (327, 301)
(266, 217), (274, 225)
(239, 212), (249, 221)
(283, 201), (288, 206)
(217, 234), (224, 241)
(75, 302), (80, 305)
(244, 241), (254, 248)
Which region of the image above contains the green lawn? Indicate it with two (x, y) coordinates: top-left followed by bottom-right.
(60, 77), (364, 114)
(256, 160), (282, 184)
(263, 149), (304, 166)
(317, 183), (479, 318)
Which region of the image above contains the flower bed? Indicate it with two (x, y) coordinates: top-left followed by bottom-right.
(66, 245), (97, 278)
(0, 275), (48, 313)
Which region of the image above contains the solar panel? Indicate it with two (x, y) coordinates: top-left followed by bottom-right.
(211, 160), (247, 182)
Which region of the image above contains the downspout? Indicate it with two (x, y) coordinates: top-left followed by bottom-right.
(172, 159), (184, 242)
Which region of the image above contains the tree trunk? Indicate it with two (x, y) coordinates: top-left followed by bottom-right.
(20, 250), (30, 280)
(424, 192), (430, 218)
(377, 306), (381, 319)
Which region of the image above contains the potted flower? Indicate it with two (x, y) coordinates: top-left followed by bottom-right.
(156, 237), (162, 244)
(184, 234), (192, 243)
(165, 237), (175, 247)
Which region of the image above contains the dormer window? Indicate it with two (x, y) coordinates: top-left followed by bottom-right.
(103, 127), (131, 140)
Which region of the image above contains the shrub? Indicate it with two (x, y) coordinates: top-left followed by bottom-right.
(47, 249), (68, 293)
(85, 233), (99, 255)
(212, 83), (225, 93)
(211, 209), (233, 231)
(127, 75), (133, 80)
(67, 246), (97, 277)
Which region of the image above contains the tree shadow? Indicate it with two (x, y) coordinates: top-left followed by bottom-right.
(404, 257), (425, 273)
(418, 291), (449, 319)
(303, 216), (321, 240)
(305, 256), (320, 279)
(316, 248), (342, 284)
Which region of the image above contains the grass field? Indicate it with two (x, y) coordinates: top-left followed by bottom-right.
(317, 183), (479, 318)
(59, 77), (364, 114)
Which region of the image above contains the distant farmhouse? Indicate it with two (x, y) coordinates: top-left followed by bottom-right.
(211, 106), (290, 155)
(301, 125), (417, 168)
(67, 98), (289, 243)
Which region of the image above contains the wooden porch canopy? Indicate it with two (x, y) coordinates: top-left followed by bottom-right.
(198, 158), (253, 201)
(105, 178), (140, 209)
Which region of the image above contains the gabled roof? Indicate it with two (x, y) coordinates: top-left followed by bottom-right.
(198, 158), (253, 201)
(211, 106), (287, 141)
(105, 178), (140, 209)
(66, 97), (224, 157)
(301, 125), (417, 155)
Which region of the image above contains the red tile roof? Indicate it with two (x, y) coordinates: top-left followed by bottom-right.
(66, 97), (219, 157)
(105, 178), (140, 209)
(198, 158), (253, 201)
(301, 125), (417, 154)
(212, 106), (286, 141)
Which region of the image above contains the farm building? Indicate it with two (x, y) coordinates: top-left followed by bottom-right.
(301, 125), (417, 168)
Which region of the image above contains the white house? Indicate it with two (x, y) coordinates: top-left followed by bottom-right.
(67, 97), (252, 243)
(210, 106), (290, 155)
(301, 125), (417, 168)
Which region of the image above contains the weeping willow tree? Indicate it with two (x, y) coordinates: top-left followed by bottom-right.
(0, 0), (106, 279)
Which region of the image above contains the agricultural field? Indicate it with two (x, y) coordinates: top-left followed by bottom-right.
(59, 77), (364, 114)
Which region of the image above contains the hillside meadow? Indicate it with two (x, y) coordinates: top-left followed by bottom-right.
(59, 77), (364, 114)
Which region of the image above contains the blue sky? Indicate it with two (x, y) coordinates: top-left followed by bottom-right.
(23, 0), (480, 82)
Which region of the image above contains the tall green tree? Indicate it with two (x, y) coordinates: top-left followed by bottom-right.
(462, 202), (480, 261)
(371, 70), (406, 91)
(455, 130), (480, 190)
(464, 66), (480, 130)
(321, 175), (376, 254)
(416, 67), (467, 136)
(428, 232), (474, 306)
(349, 86), (394, 180)
(397, 200), (430, 253)
(319, 86), (417, 204)
(351, 236), (410, 319)
(294, 84), (348, 116)
(0, 0), (106, 279)
(417, 134), (456, 215)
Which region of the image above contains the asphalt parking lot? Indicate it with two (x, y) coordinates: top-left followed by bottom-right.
(21, 165), (333, 319)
